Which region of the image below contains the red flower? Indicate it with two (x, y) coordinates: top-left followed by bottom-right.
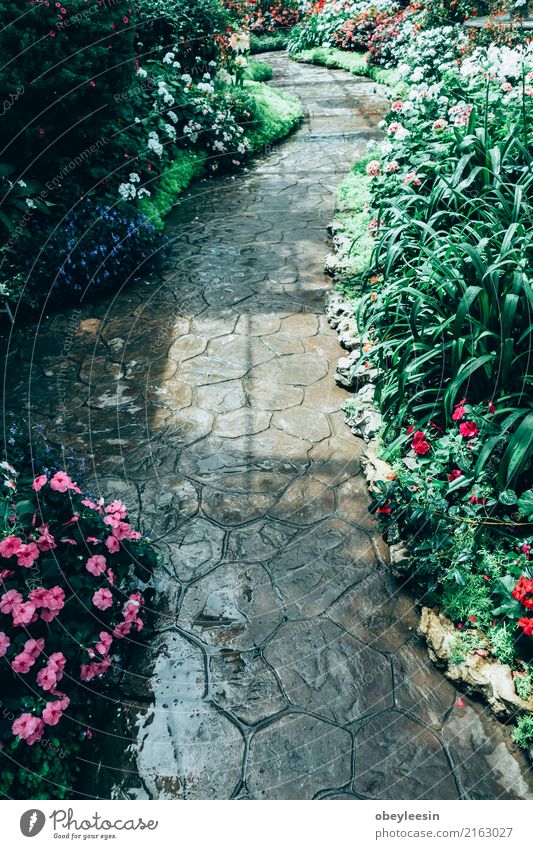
(448, 469), (462, 481)
(377, 502), (392, 515)
(459, 421), (479, 439)
(512, 576), (533, 610)
(411, 430), (431, 455)
(488, 400), (495, 414)
(406, 425), (415, 435)
(518, 617), (533, 637)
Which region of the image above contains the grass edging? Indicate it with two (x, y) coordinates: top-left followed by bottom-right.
(291, 47), (405, 92)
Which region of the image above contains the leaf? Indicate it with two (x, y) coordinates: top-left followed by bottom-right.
(517, 489), (533, 520)
(499, 490), (518, 506)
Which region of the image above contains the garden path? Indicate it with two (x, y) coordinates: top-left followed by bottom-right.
(4, 55), (533, 800)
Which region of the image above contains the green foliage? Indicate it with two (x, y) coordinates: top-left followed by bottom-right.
(487, 623), (517, 664)
(246, 59), (274, 81)
(442, 573), (493, 627)
(136, 0), (231, 69)
(250, 31), (290, 52)
(449, 630), (485, 664)
(512, 714), (533, 748)
(244, 82), (304, 151)
(514, 667), (533, 701)
(137, 151), (207, 229)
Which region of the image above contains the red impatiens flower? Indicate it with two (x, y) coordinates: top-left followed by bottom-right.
(377, 501), (392, 515)
(411, 430), (431, 455)
(487, 399), (495, 414)
(512, 576), (533, 610)
(518, 617), (533, 637)
(448, 469), (462, 481)
(452, 398), (467, 421)
(459, 421), (479, 439)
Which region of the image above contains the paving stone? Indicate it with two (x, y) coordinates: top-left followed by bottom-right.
(269, 518), (377, 618)
(242, 378), (304, 410)
(247, 714), (352, 800)
(355, 712), (459, 800)
(179, 562), (283, 650)
(163, 517), (225, 583)
(328, 570), (418, 653)
(280, 313), (319, 337)
(309, 435), (363, 485)
(225, 519), (301, 563)
(272, 405), (331, 444)
(442, 699), (533, 800)
(213, 408), (272, 438)
(269, 476), (335, 525)
(139, 475), (199, 538)
(168, 335), (208, 362)
(208, 334), (276, 369)
(265, 619), (393, 723)
(202, 487), (277, 525)
(210, 650), (288, 725)
(393, 638), (457, 729)
(251, 352), (328, 386)
(195, 380), (246, 414)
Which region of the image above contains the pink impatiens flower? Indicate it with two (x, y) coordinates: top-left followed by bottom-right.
(36, 666), (58, 692)
(16, 542), (40, 568)
(50, 471), (81, 494)
(105, 536), (120, 553)
(0, 589), (23, 614)
(0, 536), (22, 559)
(42, 697), (69, 727)
(365, 159), (381, 177)
(11, 651), (35, 674)
(12, 713), (45, 745)
(11, 600), (36, 627)
(32, 474), (48, 491)
(92, 588), (113, 611)
(37, 524), (56, 551)
(86, 555), (107, 577)
(459, 420), (479, 439)
(0, 631), (10, 657)
(95, 631), (113, 656)
(105, 500), (127, 519)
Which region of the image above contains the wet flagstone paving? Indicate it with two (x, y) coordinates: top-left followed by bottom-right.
(4, 55), (533, 799)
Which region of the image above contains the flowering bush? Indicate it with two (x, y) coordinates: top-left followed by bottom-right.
(0, 459), (157, 797)
(25, 199), (163, 303)
(367, 1), (428, 67)
(248, 0), (301, 34)
(334, 1), (399, 51)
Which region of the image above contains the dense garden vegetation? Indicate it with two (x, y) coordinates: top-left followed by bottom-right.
(0, 0), (302, 312)
(292, 0), (533, 740)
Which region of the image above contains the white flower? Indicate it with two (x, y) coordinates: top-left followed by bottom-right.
(137, 67), (147, 78)
(229, 31), (250, 53)
(163, 52), (175, 64)
(118, 182), (136, 201)
(197, 81), (214, 94)
(216, 69), (233, 86)
(411, 67), (424, 83)
(147, 131), (163, 157)
(25, 198), (36, 209)
(164, 123), (176, 140)
(181, 74), (193, 85)
(167, 111), (178, 123)
(129, 172), (141, 184)
(137, 188), (151, 199)
(17, 180), (26, 188)
(234, 56), (248, 69)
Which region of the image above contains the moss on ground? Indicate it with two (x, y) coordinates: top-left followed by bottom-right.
(292, 47), (405, 92)
(138, 149), (206, 229)
(246, 58), (274, 82)
(332, 157), (375, 281)
(245, 81), (304, 152)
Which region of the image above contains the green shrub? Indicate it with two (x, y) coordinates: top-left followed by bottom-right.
(245, 81), (304, 151)
(136, 0), (230, 69)
(250, 31), (290, 52)
(246, 59), (274, 82)
(513, 714), (533, 748)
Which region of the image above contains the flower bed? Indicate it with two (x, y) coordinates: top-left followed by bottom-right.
(314, 6), (533, 745)
(0, 1), (302, 314)
(0, 443), (157, 798)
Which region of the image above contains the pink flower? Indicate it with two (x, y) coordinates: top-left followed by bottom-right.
(488, 399), (495, 414)
(24, 637), (45, 659)
(11, 601), (36, 626)
(16, 542), (40, 568)
(391, 100), (403, 112)
(12, 713), (45, 745)
(42, 699), (68, 726)
(80, 658), (111, 681)
(105, 536), (120, 553)
(95, 631), (113, 656)
(32, 474), (48, 491)
(123, 593), (142, 622)
(448, 469), (462, 482)
(0, 589), (23, 614)
(368, 217), (378, 236)
(0, 631), (10, 657)
(403, 172), (421, 187)
(48, 652), (66, 674)
(37, 524), (56, 551)
(366, 159), (381, 177)
(82, 498), (104, 514)
(452, 398), (467, 420)
(432, 119), (448, 131)
(50, 471), (81, 494)
(501, 81), (512, 92)
(86, 555), (107, 576)
(92, 588), (113, 611)
(384, 160), (399, 173)
(29, 586), (65, 621)
(86, 536), (101, 544)
(11, 652), (35, 674)
(105, 500), (127, 519)
(113, 621), (132, 639)
(0, 536), (22, 559)
(459, 420), (479, 439)
(37, 666), (58, 691)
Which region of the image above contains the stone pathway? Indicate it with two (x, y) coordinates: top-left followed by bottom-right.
(3, 55), (532, 800)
